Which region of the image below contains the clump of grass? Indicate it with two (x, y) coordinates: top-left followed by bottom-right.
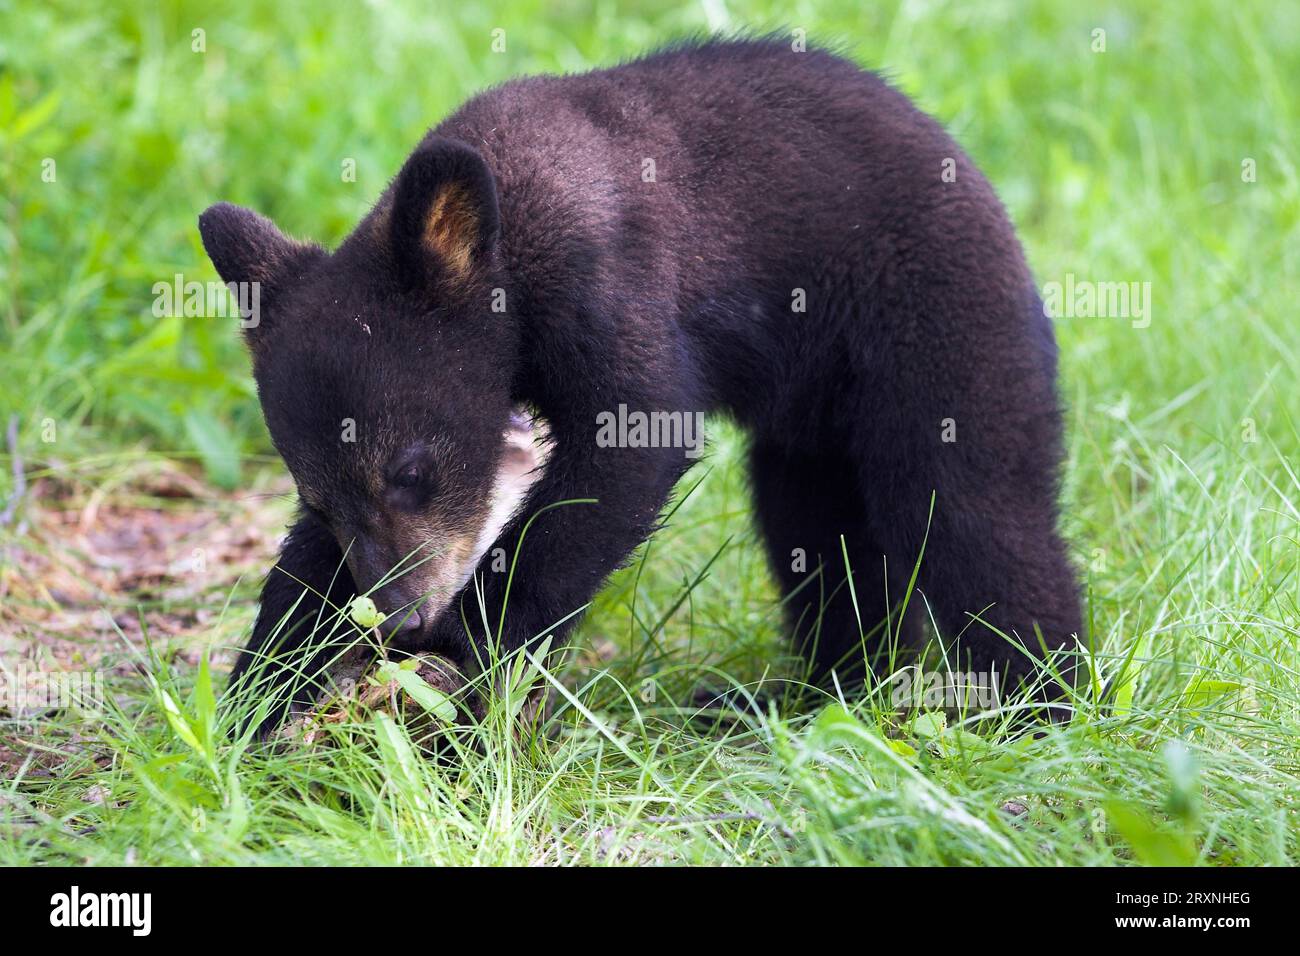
(5, 408), (1298, 866)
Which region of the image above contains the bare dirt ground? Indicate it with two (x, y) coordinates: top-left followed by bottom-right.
(0, 458), (290, 775)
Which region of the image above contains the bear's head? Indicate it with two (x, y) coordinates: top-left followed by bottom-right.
(199, 137), (525, 644)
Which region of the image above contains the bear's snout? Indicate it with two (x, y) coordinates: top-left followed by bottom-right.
(376, 606), (423, 640)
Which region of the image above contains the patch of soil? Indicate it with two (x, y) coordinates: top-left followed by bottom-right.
(2, 459), (289, 666)
(1, 458), (291, 775)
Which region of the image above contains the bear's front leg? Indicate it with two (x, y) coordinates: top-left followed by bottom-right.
(226, 508), (359, 738)
(428, 408), (695, 673)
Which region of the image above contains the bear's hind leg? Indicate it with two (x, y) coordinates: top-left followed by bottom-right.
(748, 440), (920, 689)
(857, 455), (1084, 717)
(852, 264), (1083, 718)
(911, 503), (1082, 715)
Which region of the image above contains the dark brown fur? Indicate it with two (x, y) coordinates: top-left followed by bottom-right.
(200, 38), (1082, 736)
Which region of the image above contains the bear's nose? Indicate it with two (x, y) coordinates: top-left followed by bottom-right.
(377, 608), (423, 640)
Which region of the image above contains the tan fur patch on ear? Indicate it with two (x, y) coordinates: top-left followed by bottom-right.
(422, 185), (477, 278)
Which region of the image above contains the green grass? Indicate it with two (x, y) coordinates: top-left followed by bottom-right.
(2, 0), (1298, 865)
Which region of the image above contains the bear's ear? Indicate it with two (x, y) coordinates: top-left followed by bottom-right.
(197, 203), (322, 324)
(390, 137), (500, 288)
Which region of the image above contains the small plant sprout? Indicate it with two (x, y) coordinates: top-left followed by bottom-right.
(348, 595), (387, 631)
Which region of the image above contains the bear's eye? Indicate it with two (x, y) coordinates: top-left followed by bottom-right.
(390, 463), (422, 489)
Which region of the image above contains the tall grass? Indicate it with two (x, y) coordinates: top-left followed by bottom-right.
(2, 0), (1298, 865)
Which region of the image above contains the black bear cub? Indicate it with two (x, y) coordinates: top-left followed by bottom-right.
(200, 38), (1082, 736)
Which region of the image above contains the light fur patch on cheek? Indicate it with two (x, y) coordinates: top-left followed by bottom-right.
(397, 412), (550, 615)
(442, 532), (488, 598)
(467, 411), (551, 574)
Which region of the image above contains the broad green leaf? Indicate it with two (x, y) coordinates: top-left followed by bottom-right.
(395, 670), (457, 723)
(376, 661), (456, 724)
(935, 728), (992, 758)
(1105, 801), (1197, 866)
(886, 738), (918, 758)
(1180, 678), (1243, 713)
(182, 409), (241, 489)
(909, 711), (947, 739)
